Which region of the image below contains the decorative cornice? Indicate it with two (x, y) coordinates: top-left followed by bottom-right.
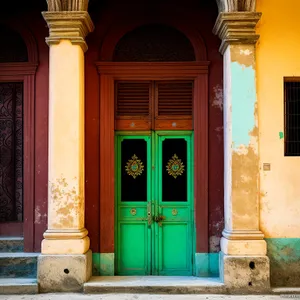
(213, 12), (261, 54)
(42, 11), (94, 52)
(47, 0), (89, 11)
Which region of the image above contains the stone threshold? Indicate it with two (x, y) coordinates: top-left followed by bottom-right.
(84, 276), (225, 294)
(0, 278), (38, 294)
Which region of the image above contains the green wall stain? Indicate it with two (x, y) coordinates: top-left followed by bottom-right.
(92, 253), (100, 276)
(266, 238), (300, 287)
(231, 62), (256, 149)
(92, 253), (114, 276)
(279, 131), (284, 139)
(195, 253), (219, 277)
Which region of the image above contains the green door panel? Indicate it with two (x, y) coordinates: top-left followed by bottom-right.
(116, 132), (194, 276)
(118, 222), (149, 275)
(159, 223), (190, 274)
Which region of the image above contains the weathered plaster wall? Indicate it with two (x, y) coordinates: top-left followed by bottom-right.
(257, 0), (300, 286)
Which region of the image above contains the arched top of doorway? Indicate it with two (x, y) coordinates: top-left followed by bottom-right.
(0, 20), (38, 63)
(99, 19), (207, 61)
(113, 24), (196, 62)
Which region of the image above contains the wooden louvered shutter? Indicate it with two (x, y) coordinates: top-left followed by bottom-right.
(155, 81), (193, 130)
(115, 81), (151, 130)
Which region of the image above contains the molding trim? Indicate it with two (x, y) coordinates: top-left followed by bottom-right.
(222, 229), (265, 240)
(42, 11), (94, 52)
(43, 228), (89, 240)
(213, 12), (261, 54)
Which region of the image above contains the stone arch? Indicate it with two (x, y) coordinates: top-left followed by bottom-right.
(46, 0), (257, 13)
(112, 24), (196, 62)
(99, 18), (207, 61)
(0, 19), (38, 63)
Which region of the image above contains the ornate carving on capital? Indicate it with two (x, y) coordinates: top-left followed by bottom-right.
(47, 0), (88, 11)
(42, 11), (94, 52)
(216, 0), (256, 12)
(213, 12), (261, 54)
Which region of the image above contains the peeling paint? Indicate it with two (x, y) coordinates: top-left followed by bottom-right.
(215, 126), (223, 142)
(231, 61), (256, 149)
(35, 206), (47, 224)
(232, 145), (259, 230)
(212, 84), (223, 110)
(50, 175), (84, 229)
(209, 236), (221, 252)
(231, 45), (255, 67)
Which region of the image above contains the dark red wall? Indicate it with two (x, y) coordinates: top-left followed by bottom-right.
(85, 0), (224, 254)
(24, 12), (49, 252)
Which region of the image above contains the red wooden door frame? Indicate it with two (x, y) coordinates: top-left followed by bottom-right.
(96, 61), (209, 254)
(0, 63), (37, 250)
(0, 20), (38, 251)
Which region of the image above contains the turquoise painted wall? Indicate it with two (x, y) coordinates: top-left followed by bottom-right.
(266, 238), (300, 287)
(231, 62), (256, 148)
(92, 252), (220, 277)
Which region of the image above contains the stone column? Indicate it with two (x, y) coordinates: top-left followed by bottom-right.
(38, 11), (94, 292)
(213, 12), (270, 292)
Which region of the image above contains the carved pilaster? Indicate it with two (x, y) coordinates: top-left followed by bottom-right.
(42, 11), (94, 52)
(213, 12), (261, 54)
(216, 0), (256, 13)
(47, 0), (89, 11)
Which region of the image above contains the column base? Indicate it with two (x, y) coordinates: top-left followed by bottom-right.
(41, 229), (90, 254)
(38, 250), (92, 292)
(221, 237), (267, 255)
(220, 251), (270, 293)
(41, 236), (90, 254)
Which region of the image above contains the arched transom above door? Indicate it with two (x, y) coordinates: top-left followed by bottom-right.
(46, 0), (257, 12)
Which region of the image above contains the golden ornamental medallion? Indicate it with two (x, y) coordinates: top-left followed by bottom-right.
(166, 154), (184, 179)
(125, 154), (144, 179)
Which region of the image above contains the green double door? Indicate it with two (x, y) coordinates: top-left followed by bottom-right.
(116, 132), (194, 276)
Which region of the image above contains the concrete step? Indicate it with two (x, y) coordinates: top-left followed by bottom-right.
(0, 253), (38, 278)
(272, 287), (300, 294)
(0, 278), (38, 294)
(0, 237), (24, 253)
(84, 276), (225, 294)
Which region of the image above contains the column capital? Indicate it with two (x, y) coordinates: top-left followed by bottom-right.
(213, 12), (262, 54)
(42, 11), (95, 52)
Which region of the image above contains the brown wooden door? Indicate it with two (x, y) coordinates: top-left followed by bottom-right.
(0, 82), (23, 236)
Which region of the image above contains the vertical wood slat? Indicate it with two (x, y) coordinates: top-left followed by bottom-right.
(100, 74), (115, 253)
(115, 81), (151, 116)
(194, 74), (208, 253)
(156, 81), (193, 116)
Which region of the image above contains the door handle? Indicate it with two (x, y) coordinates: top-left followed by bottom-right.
(147, 202), (152, 226)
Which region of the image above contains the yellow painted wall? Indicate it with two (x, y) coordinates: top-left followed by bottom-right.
(257, 0), (300, 238)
